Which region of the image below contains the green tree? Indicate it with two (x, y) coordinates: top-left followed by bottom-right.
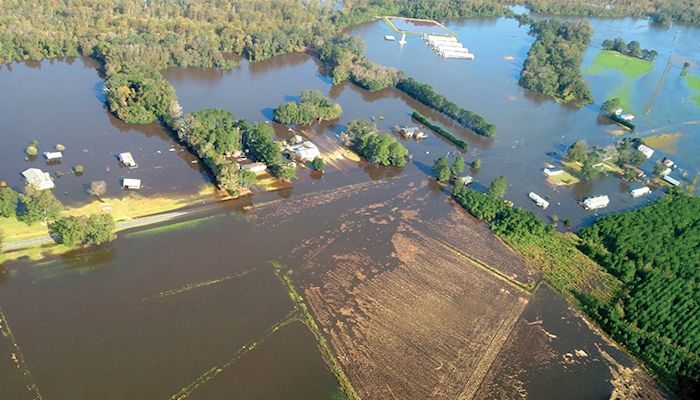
(601, 98), (622, 115)
(85, 214), (116, 245)
(51, 216), (88, 246)
(452, 156), (465, 176)
(432, 157), (451, 182)
(19, 190), (63, 225)
(310, 157), (326, 171)
(0, 187), (20, 218)
(567, 140), (589, 162)
(471, 159), (481, 169)
(487, 176), (509, 198)
(277, 163), (298, 181)
(238, 169), (257, 188)
(245, 123), (282, 170)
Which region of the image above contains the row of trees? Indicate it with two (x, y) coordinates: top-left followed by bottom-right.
(578, 189), (700, 397)
(411, 112), (468, 150)
(273, 90), (342, 125)
(318, 35), (404, 91)
(51, 214), (115, 246)
(602, 38), (658, 61)
(345, 119), (409, 167)
(432, 156), (465, 182)
(519, 19), (594, 105)
(396, 78), (496, 137)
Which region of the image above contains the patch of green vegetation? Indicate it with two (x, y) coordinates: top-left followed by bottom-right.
(125, 215), (218, 238)
(607, 81), (634, 110)
(588, 50), (653, 78)
(685, 74), (700, 107)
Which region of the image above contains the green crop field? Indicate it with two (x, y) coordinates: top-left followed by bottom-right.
(588, 50), (654, 78)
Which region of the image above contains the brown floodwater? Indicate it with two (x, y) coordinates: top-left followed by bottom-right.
(1, 12), (692, 399)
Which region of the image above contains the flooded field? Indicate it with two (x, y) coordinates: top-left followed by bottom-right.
(1, 11), (694, 400)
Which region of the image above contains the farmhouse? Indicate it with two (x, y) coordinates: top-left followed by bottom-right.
(122, 178), (142, 190)
(289, 141), (321, 162)
(21, 168), (55, 191)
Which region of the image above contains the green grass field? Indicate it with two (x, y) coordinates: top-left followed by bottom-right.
(588, 50), (654, 78)
(686, 73), (700, 106)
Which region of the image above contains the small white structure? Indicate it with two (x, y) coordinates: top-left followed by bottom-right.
(620, 113), (635, 121)
(122, 178), (141, 190)
(241, 162), (267, 174)
(399, 32), (407, 46)
(613, 108), (623, 116)
(528, 192), (550, 209)
(399, 126), (424, 139)
(22, 168), (54, 191)
(384, 35), (396, 41)
(637, 144), (655, 159)
(293, 134), (303, 144)
(118, 152), (138, 168)
(543, 168), (563, 177)
(663, 175), (680, 187)
(662, 159), (675, 168)
(661, 167), (672, 176)
(583, 195), (610, 210)
(43, 151), (63, 161)
(289, 141), (321, 163)
(458, 176), (473, 186)
(630, 186), (651, 198)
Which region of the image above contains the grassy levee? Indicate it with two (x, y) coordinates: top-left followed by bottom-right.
(273, 263), (359, 400)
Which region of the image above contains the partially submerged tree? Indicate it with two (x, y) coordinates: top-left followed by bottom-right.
(87, 180), (107, 197)
(432, 157), (451, 182)
(487, 176), (509, 198)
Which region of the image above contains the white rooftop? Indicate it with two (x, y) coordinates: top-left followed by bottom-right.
(44, 151), (63, 160)
(22, 168), (55, 190)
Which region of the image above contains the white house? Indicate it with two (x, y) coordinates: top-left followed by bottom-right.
(22, 168), (55, 190)
(583, 195), (610, 210)
(122, 178), (142, 190)
(637, 144), (654, 159)
(528, 192), (549, 209)
(118, 152), (138, 168)
(630, 186), (651, 198)
(384, 35), (396, 41)
(289, 141), (321, 163)
(543, 168), (563, 177)
(241, 162), (267, 174)
(43, 151), (63, 161)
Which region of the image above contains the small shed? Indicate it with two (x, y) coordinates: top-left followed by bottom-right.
(458, 176), (473, 186)
(43, 151), (63, 161)
(637, 144), (654, 159)
(241, 162), (267, 174)
(122, 178), (142, 190)
(118, 152), (138, 168)
(543, 168), (563, 177)
(22, 168), (55, 191)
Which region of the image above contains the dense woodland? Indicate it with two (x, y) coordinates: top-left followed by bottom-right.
(578, 190), (700, 397)
(397, 78), (496, 137)
(273, 90), (343, 125)
(519, 19), (594, 105)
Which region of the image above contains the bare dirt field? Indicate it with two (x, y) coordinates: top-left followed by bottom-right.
(301, 220), (529, 399)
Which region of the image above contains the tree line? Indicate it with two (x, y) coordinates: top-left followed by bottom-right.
(602, 38), (658, 61)
(519, 19), (594, 106)
(578, 189), (700, 398)
(411, 112), (468, 150)
(396, 78), (496, 137)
